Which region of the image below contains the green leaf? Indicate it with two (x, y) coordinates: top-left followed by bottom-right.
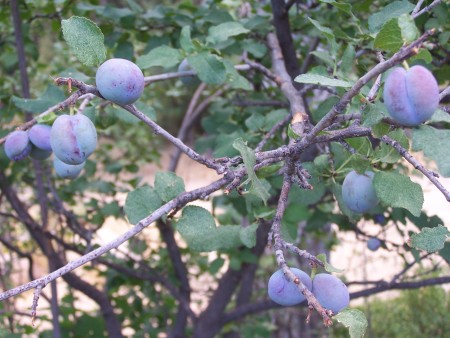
(373, 171), (423, 217)
(137, 45), (183, 69)
(187, 52), (226, 84)
(176, 206), (242, 252)
(317, 253), (345, 273)
(233, 138), (270, 204)
(223, 60), (252, 90)
(179, 26), (196, 53)
(430, 109), (450, 123)
(206, 22), (249, 44)
(239, 223), (258, 248)
(124, 185), (163, 224)
(294, 73), (352, 88)
(374, 19), (403, 52)
(439, 242), (450, 265)
(373, 129), (409, 164)
(61, 16), (106, 66)
(398, 14), (419, 43)
(368, 0), (415, 33)
(154, 171), (185, 202)
(12, 85), (66, 114)
(308, 18), (334, 40)
(334, 308), (368, 338)
(412, 126), (450, 177)
(410, 225), (450, 253)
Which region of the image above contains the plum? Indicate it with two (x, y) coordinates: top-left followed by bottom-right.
(383, 65), (439, 127)
(312, 273), (349, 314)
(30, 146), (52, 160)
(53, 156), (85, 179)
(50, 114), (97, 165)
(342, 170), (379, 213)
(29, 124), (52, 151)
(96, 58), (145, 105)
(367, 237), (381, 251)
(178, 58), (199, 86)
(4, 130), (32, 161)
(268, 268), (312, 306)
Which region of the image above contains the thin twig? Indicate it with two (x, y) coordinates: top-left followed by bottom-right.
(380, 135), (450, 202)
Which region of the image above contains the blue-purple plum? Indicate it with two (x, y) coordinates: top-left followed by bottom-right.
(312, 273), (349, 314)
(268, 268), (312, 306)
(50, 114), (97, 165)
(367, 237), (381, 251)
(4, 130), (32, 161)
(53, 157), (85, 179)
(28, 124), (52, 151)
(30, 146), (52, 160)
(373, 214), (386, 224)
(96, 58), (145, 105)
(383, 65), (439, 126)
(342, 170), (379, 213)
(178, 59), (199, 86)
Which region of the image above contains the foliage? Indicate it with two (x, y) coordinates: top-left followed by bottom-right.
(0, 0), (449, 337)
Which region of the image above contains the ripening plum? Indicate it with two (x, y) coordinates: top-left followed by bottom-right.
(312, 273), (349, 314)
(30, 146), (52, 160)
(53, 156), (85, 179)
(96, 58), (145, 105)
(342, 170), (379, 213)
(178, 58), (199, 86)
(383, 65), (439, 126)
(28, 124), (52, 151)
(367, 237), (382, 251)
(50, 114), (97, 165)
(4, 130), (32, 161)
(268, 268), (312, 306)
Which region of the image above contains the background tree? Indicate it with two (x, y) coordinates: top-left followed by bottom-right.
(0, 0), (449, 337)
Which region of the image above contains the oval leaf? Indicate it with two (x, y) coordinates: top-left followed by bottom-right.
(410, 225), (450, 253)
(335, 308), (368, 338)
(294, 74), (352, 88)
(61, 16), (106, 66)
(373, 171), (424, 217)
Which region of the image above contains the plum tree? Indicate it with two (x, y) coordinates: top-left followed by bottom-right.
(178, 59), (199, 86)
(53, 156), (85, 179)
(96, 58), (145, 105)
(342, 170), (379, 213)
(367, 237), (382, 251)
(50, 114), (97, 165)
(28, 124), (52, 151)
(312, 273), (349, 314)
(4, 130), (32, 161)
(383, 65), (439, 127)
(267, 268), (312, 306)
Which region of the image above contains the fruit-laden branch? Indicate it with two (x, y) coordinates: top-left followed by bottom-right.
(0, 175), (232, 302)
(269, 161), (332, 325)
(221, 275), (450, 324)
(297, 28), (436, 147)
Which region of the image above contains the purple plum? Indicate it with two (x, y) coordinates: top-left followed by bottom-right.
(96, 58), (145, 105)
(268, 268), (312, 306)
(4, 130), (32, 161)
(383, 65), (439, 126)
(312, 273), (349, 314)
(50, 114), (97, 165)
(342, 170), (379, 213)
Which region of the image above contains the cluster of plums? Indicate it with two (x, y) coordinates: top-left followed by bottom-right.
(3, 58), (148, 178)
(383, 65), (439, 126)
(4, 114), (97, 179)
(268, 268), (349, 314)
